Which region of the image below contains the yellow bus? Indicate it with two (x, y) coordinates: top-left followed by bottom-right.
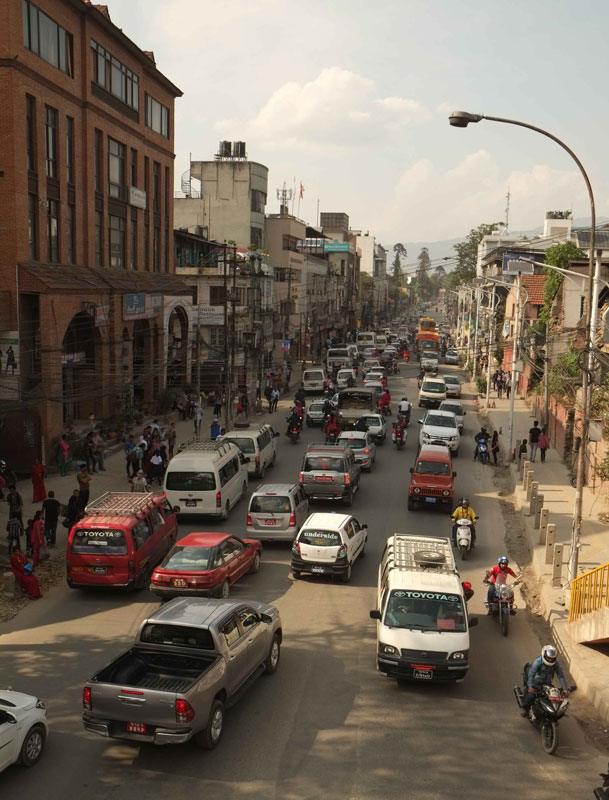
(419, 317), (436, 332)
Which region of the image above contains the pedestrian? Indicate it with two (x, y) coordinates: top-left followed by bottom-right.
(24, 518), (34, 557)
(67, 490), (81, 526)
(77, 465), (91, 510)
(529, 420), (541, 462)
(6, 515), (24, 555)
(131, 469), (149, 493)
(5, 345), (17, 374)
(93, 431), (106, 471)
(85, 432), (97, 473)
(167, 422), (177, 459)
(31, 510), (45, 568)
(213, 387), (223, 417)
(491, 370), (498, 391)
(241, 392), (249, 417)
(504, 372), (511, 399)
(194, 404), (204, 436)
(150, 449), (165, 486)
(42, 490), (61, 547)
(10, 545), (42, 599)
(124, 434), (137, 478)
(6, 484), (23, 524)
(538, 428), (549, 463)
(497, 378), (503, 399)
(31, 457), (47, 502)
(210, 418), (221, 440)
(236, 398), (244, 418)
(518, 439), (528, 462)
(271, 387), (279, 412)
(59, 433), (70, 476)
(150, 418), (160, 433)
(491, 431), (500, 466)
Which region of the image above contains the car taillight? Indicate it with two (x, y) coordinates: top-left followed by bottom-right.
(298, 472), (303, 484)
(152, 572), (169, 583)
(216, 491), (221, 508)
(337, 545), (347, 560)
(175, 698), (195, 723)
(255, 456), (260, 466)
(247, 514), (252, 526)
(363, 448), (370, 454)
(83, 686), (92, 711)
(345, 473), (351, 485)
(292, 541), (300, 555)
(289, 513), (296, 526)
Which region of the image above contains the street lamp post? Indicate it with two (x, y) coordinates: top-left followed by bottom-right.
(473, 287), (480, 379)
(450, 110), (597, 582)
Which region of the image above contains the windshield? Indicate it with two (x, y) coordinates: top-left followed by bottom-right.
(250, 495), (291, 513)
(70, 528), (128, 555)
(425, 415), (456, 428)
(338, 392), (374, 409)
(444, 377), (459, 385)
(328, 350), (348, 359)
(223, 436), (255, 454)
(161, 545), (214, 571)
(415, 460), (451, 476)
(166, 471), (216, 491)
(422, 382), (445, 393)
(384, 590), (466, 632)
(304, 371), (324, 381)
(441, 405), (462, 416)
(338, 435), (366, 448)
(304, 456), (344, 473)
(298, 529), (341, 546)
(360, 416), (380, 426)
(140, 623), (215, 651)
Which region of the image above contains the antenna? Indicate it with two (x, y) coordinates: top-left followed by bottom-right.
(505, 188), (511, 233)
(276, 182), (293, 215)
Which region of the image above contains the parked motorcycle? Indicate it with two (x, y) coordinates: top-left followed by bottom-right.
(594, 762), (609, 799)
(513, 663), (575, 755)
(455, 518), (475, 560)
(475, 439), (490, 464)
(484, 574), (521, 636)
(391, 422), (406, 450)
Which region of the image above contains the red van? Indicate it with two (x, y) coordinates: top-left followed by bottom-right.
(66, 492), (178, 590)
(408, 444), (456, 511)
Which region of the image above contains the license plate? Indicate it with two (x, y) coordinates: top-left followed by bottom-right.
(264, 519), (277, 526)
(315, 476), (332, 482)
(127, 722), (147, 734)
(413, 669), (433, 680)
(311, 565), (326, 573)
(185, 500), (197, 507)
(424, 497), (437, 503)
(172, 578), (187, 587)
(90, 566), (107, 574)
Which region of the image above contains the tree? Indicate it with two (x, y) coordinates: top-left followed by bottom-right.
(533, 240), (585, 332)
(413, 247), (433, 299)
(434, 264), (447, 278)
(392, 243), (407, 280)
(447, 222), (501, 288)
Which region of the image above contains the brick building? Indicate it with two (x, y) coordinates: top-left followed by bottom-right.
(0, 0), (186, 464)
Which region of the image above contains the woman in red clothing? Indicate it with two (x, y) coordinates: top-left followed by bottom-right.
(31, 458), (47, 502)
(10, 545), (42, 599)
(31, 510), (46, 567)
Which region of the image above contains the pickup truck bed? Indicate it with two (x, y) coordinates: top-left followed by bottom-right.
(93, 648), (218, 693)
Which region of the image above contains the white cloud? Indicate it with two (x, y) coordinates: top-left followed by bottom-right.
(215, 67), (430, 151)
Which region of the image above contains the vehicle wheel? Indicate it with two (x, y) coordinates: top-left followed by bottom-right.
(263, 633), (281, 674)
(407, 497), (415, 511)
(459, 544), (467, 561)
(219, 580), (230, 599)
(343, 488), (353, 507)
(541, 721), (559, 755)
(18, 724), (46, 766)
(292, 569), (301, 580)
(501, 614), (509, 637)
(453, 447), (459, 458)
(341, 563), (352, 583)
(195, 698), (225, 750)
(248, 551), (261, 574)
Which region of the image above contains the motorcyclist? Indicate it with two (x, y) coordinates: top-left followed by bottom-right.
(484, 556), (520, 610)
(451, 498), (477, 546)
(294, 386), (306, 407)
(286, 408), (301, 435)
(399, 397), (410, 414)
(322, 398), (333, 419)
(379, 390), (391, 414)
(293, 401), (304, 428)
(520, 645), (569, 716)
(324, 411), (341, 439)
(473, 426), (490, 461)
(417, 369), (425, 387)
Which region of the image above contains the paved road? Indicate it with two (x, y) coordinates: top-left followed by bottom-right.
(1, 363), (606, 799)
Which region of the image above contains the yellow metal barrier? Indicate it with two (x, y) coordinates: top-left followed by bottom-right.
(569, 562), (609, 622)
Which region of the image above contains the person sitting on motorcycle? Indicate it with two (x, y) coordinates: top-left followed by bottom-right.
(484, 556), (519, 610)
(399, 397), (410, 415)
(451, 498), (477, 546)
(379, 390), (391, 414)
(520, 645), (569, 716)
(293, 401), (304, 426)
(324, 412), (341, 439)
(322, 398), (333, 419)
(294, 386), (306, 407)
(417, 369), (425, 387)
(473, 426), (490, 461)
(286, 409), (301, 436)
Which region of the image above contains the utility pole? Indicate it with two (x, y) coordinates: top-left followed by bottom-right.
(466, 290), (473, 366)
(485, 286), (495, 407)
(223, 242), (229, 429)
(196, 308), (201, 399)
(230, 244), (237, 419)
(507, 272), (522, 460)
(473, 287), (480, 378)
(543, 320), (550, 428)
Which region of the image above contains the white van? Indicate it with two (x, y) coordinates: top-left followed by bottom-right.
(164, 440), (248, 519)
(356, 331), (376, 353)
(418, 376), (447, 409)
(221, 424), (279, 478)
(375, 334), (387, 353)
(326, 347), (351, 373)
(302, 367), (326, 394)
(370, 534), (477, 683)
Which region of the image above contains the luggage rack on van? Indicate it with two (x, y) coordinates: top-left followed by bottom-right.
(383, 535), (457, 574)
(178, 439), (234, 457)
(84, 492), (158, 517)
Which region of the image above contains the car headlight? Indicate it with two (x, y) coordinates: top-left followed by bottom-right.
(413, 487), (421, 494)
(449, 650), (468, 661)
(442, 490), (450, 496)
(379, 643), (398, 656)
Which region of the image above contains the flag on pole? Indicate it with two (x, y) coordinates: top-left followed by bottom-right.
(299, 182), (305, 199)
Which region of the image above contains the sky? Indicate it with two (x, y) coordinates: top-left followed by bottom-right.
(109, 0), (609, 255)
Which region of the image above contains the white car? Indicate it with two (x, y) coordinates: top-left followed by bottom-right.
(0, 690), (48, 772)
(306, 399), (329, 426)
(443, 374), (462, 398)
(439, 400), (465, 433)
(363, 370), (385, 385)
(362, 347), (377, 359)
(357, 413), (387, 444)
(336, 368), (357, 389)
(362, 359), (381, 376)
(444, 349), (460, 365)
(337, 430), (377, 471)
(418, 409), (460, 454)
(291, 512), (368, 583)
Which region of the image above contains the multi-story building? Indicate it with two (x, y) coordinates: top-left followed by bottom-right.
(320, 212), (360, 330)
(350, 230), (389, 326)
(0, 0), (185, 461)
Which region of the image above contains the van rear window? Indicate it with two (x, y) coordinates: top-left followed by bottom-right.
(304, 456), (344, 472)
(71, 529), (128, 555)
(166, 471), (216, 491)
(298, 529), (341, 546)
(250, 495), (291, 513)
(304, 371), (324, 380)
(223, 436), (255, 454)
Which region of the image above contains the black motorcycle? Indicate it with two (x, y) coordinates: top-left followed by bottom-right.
(594, 762), (609, 799)
(391, 422), (405, 450)
(287, 424), (300, 444)
(513, 664), (575, 755)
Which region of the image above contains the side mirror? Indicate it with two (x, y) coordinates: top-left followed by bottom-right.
(409, 467), (414, 474)
(418, 419), (423, 425)
(260, 613), (273, 624)
(274, 431), (280, 438)
(468, 616), (479, 628)
(369, 610), (381, 620)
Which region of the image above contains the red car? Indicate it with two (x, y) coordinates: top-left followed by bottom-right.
(150, 532), (261, 600)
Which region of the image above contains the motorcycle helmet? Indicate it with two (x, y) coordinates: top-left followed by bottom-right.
(541, 644), (557, 667)
(461, 498), (470, 507)
(497, 556), (509, 569)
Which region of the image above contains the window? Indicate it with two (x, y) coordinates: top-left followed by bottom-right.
(144, 156), (149, 204)
(91, 40), (139, 110)
(153, 226), (160, 272)
(109, 215), (125, 268)
(130, 148), (137, 186)
(210, 286), (226, 305)
(238, 609), (259, 633)
(67, 203), (75, 264)
(250, 189), (266, 213)
(152, 161), (160, 212)
(66, 116), (74, 185)
(28, 194), (38, 260)
(222, 616), (241, 647)
(132, 520), (152, 549)
(44, 105), (57, 179)
(70, 529), (127, 555)
(22, 1), (73, 76)
(282, 235), (299, 252)
(145, 93), (169, 138)
(130, 212), (137, 269)
(94, 129), (102, 193)
(165, 471), (216, 491)
(108, 138), (125, 199)
(95, 210), (103, 266)
(250, 227), (263, 249)
(144, 220), (149, 267)
(46, 198), (58, 262)
(148, 508), (164, 533)
(26, 95), (36, 172)
(164, 166), (169, 217)
(209, 327), (224, 349)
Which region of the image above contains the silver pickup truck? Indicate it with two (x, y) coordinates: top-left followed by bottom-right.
(82, 597), (282, 749)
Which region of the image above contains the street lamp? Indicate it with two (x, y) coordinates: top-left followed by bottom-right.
(450, 110), (598, 583)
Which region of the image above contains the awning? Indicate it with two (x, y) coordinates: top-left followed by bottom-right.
(18, 263), (191, 295)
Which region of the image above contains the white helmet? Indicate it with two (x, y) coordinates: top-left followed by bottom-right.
(541, 644), (557, 667)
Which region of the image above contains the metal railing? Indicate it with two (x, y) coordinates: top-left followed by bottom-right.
(569, 562), (609, 622)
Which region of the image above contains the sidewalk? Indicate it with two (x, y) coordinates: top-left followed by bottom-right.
(475, 385), (609, 724)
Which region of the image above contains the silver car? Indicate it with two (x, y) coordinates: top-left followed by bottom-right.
(337, 430), (377, 471)
(247, 483), (310, 541)
(443, 374), (462, 398)
(306, 399), (330, 426)
(439, 400), (465, 433)
(444, 349), (460, 365)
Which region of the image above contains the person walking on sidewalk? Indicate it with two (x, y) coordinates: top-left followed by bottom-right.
(31, 510), (45, 568)
(167, 422), (177, 459)
(491, 431), (500, 466)
(538, 428), (549, 463)
(124, 435), (138, 478)
(93, 432), (106, 471)
(31, 458), (47, 502)
(77, 465), (91, 510)
(6, 515), (24, 555)
(42, 490), (61, 547)
(529, 421), (542, 462)
(271, 387), (279, 412)
(497, 378), (503, 399)
(194, 404), (204, 436)
(504, 372), (511, 399)
(518, 439), (528, 461)
(58, 434), (70, 476)
(85, 432), (97, 473)
(6, 484), (24, 524)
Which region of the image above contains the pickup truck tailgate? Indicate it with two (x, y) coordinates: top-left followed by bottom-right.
(89, 683), (179, 730)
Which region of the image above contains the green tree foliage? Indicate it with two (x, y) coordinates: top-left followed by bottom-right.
(392, 243), (407, 280)
(533, 241), (585, 331)
(548, 348), (581, 406)
(446, 222), (501, 288)
(413, 247), (433, 299)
